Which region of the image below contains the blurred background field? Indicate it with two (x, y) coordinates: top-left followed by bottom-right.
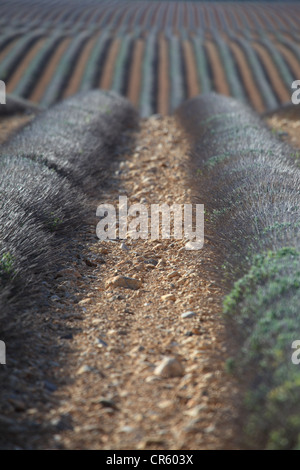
(0, 0), (299, 116)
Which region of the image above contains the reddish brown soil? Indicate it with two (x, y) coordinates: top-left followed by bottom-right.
(252, 41), (291, 104)
(2, 4), (300, 115)
(229, 40), (265, 112)
(267, 106), (300, 151)
(0, 38), (19, 63)
(127, 38), (144, 107)
(29, 38), (72, 103)
(274, 42), (300, 79)
(182, 40), (200, 98)
(7, 39), (46, 94)
(99, 38), (121, 90)
(205, 40), (230, 96)
(63, 36), (98, 98)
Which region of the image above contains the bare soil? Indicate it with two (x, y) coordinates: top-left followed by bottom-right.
(99, 38), (121, 90)
(127, 39), (145, 107)
(182, 40), (200, 99)
(205, 41), (230, 96)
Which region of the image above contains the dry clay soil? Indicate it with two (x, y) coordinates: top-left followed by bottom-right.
(0, 105), (299, 450)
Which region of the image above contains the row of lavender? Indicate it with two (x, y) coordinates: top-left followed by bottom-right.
(0, 0), (299, 33)
(177, 93), (300, 449)
(0, 26), (298, 115)
(0, 91), (137, 337)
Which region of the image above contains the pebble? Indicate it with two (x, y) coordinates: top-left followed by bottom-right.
(184, 404), (207, 417)
(121, 242), (129, 251)
(120, 425), (135, 433)
(161, 293), (176, 302)
(99, 247), (109, 254)
(56, 268), (81, 279)
(167, 271), (180, 279)
(77, 365), (93, 375)
(78, 298), (92, 306)
(154, 357), (185, 378)
(99, 398), (118, 409)
(96, 338), (108, 348)
(144, 258), (158, 266)
(181, 311), (196, 319)
(158, 400), (174, 410)
(105, 275), (142, 290)
(145, 375), (161, 383)
(184, 241), (201, 250)
(204, 425), (216, 434)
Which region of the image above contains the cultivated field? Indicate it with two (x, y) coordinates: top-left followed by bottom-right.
(0, 0), (300, 115)
(1, 0), (300, 452)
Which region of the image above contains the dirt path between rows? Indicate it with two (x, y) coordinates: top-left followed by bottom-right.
(182, 40), (200, 99)
(252, 42), (291, 103)
(2, 103), (300, 450)
(205, 41), (230, 97)
(29, 38), (72, 103)
(229, 40), (265, 112)
(0, 114), (240, 450)
(7, 38), (46, 95)
(63, 36), (98, 98)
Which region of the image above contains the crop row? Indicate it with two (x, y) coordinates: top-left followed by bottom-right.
(1, 27), (298, 114)
(0, 1), (300, 33)
(0, 90), (138, 335)
(177, 92), (300, 449)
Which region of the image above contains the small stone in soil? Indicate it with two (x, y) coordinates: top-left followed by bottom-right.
(154, 357), (185, 378)
(77, 365), (93, 375)
(99, 398), (118, 409)
(161, 293), (176, 302)
(181, 311), (196, 319)
(96, 338), (108, 347)
(106, 275), (142, 290)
